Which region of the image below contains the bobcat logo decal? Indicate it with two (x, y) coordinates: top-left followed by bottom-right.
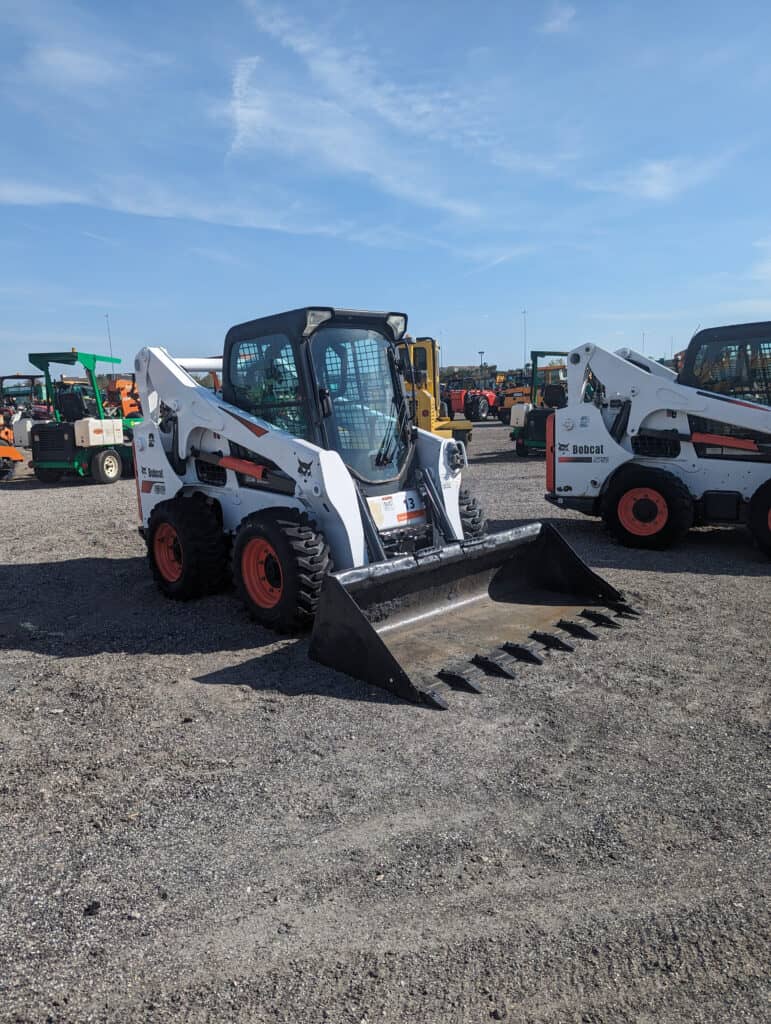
(297, 458), (313, 481)
(558, 442), (570, 452)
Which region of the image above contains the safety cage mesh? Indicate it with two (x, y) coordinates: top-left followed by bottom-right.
(689, 339), (771, 405)
(229, 335), (310, 438)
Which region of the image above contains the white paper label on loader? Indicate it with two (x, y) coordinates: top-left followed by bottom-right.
(366, 489), (426, 530)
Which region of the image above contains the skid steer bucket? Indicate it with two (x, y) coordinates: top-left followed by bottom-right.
(309, 522), (638, 709)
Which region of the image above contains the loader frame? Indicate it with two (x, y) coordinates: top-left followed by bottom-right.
(133, 306), (638, 708)
(545, 326), (771, 550)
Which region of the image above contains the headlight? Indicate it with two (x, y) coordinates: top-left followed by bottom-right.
(386, 313), (407, 340)
(446, 441), (465, 473)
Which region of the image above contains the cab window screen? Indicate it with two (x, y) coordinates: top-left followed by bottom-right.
(228, 333), (310, 437)
(685, 338), (771, 405)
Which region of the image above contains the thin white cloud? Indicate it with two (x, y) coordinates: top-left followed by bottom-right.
(585, 157), (726, 201)
(81, 230), (119, 245)
(0, 175), (444, 250)
(0, 180), (85, 205)
(189, 246), (249, 268)
(540, 4), (576, 34)
(24, 45), (122, 88)
(243, 2), (482, 147)
(1, 1), (174, 109)
(462, 244), (536, 273)
(236, 2), (580, 206)
(227, 55), (479, 217)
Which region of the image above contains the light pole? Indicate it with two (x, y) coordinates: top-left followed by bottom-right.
(104, 313), (114, 361)
(522, 308), (527, 369)
(478, 350), (485, 379)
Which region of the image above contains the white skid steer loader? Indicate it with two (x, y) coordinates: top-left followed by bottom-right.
(133, 307), (636, 708)
(546, 321), (771, 553)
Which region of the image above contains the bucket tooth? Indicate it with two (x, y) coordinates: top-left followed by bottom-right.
(605, 600), (641, 618)
(420, 687), (450, 710)
(556, 619), (598, 640)
(580, 608), (620, 629)
(501, 642), (545, 665)
(436, 663), (487, 694)
(530, 631), (575, 652)
(472, 651), (518, 679)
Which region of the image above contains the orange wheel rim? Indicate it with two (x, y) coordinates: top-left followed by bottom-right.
(618, 487), (668, 536)
(242, 537), (283, 608)
(154, 522), (183, 582)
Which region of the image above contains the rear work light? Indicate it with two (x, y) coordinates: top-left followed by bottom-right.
(303, 309), (334, 336)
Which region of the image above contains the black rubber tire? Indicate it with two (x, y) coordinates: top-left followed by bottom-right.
(476, 396), (490, 420)
(34, 467), (63, 483)
(464, 397), (479, 422)
(147, 494), (229, 599)
(91, 448), (122, 485)
(459, 487), (487, 539)
(603, 468), (694, 550)
(439, 401), (449, 419)
(514, 437), (528, 457)
(0, 458), (16, 482)
(748, 480), (771, 556)
(233, 510), (330, 632)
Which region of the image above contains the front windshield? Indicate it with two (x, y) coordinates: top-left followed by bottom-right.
(311, 325), (409, 482)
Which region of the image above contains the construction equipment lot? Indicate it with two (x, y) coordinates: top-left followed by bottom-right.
(1, 422), (768, 1023)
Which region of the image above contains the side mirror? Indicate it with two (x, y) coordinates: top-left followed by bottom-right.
(319, 386), (333, 417)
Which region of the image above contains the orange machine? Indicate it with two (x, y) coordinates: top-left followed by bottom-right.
(105, 376), (142, 418)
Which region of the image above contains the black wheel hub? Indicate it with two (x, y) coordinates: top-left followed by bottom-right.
(633, 498), (658, 523)
(264, 556), (281, 589)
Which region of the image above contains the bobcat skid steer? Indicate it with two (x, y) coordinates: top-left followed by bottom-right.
(545, 322), (771, 552)
(133, 307), (636, 709)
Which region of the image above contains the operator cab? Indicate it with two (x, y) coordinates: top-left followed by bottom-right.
(223, 307), (414, 489)
(677, 321), (771, 406)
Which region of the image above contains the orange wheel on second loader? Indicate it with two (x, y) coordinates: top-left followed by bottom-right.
(603, 468), (694, 550)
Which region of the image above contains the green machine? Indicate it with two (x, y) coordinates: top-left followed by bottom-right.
(509, 350), (568, 457)
(28, 350), (141, 484)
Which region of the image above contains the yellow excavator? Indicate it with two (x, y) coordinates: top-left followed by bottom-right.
(399, 336), (474, 447)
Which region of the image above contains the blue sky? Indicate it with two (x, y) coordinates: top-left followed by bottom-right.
(1, 0), (770, 373)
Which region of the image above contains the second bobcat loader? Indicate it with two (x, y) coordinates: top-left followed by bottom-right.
(133, 307), (636, 708)
(545, 321), (771, 553)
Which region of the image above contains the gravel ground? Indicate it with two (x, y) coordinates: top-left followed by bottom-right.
(1, 422), (769, 1023)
